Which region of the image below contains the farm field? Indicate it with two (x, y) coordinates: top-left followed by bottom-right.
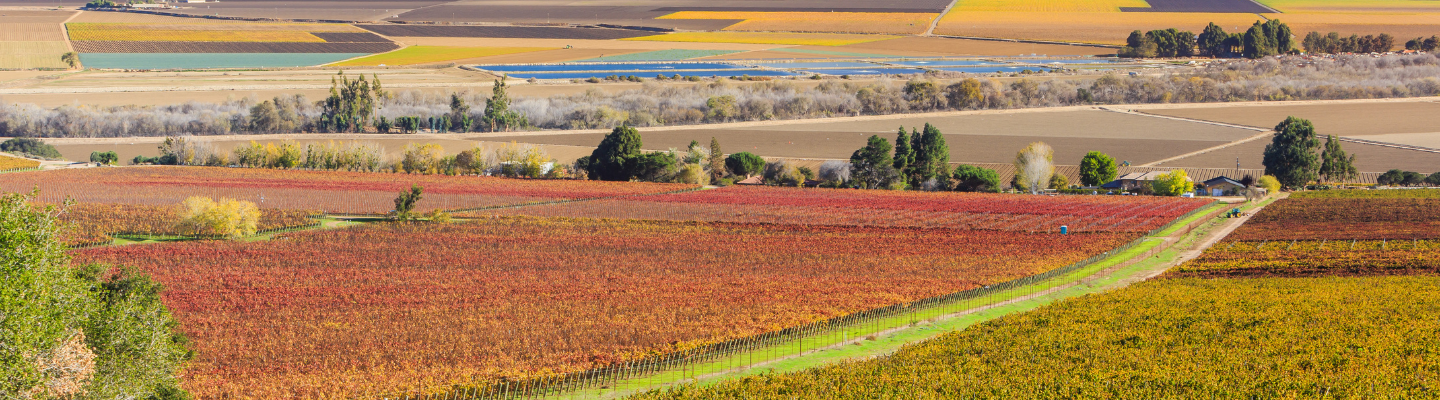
(632, 275), (1440, 398)
(1153, 132), (1440, 172)
(76, 53), (372, 69)
(1255, 0), (1440, 13)
(156, 0), (452, 21)
(0, 153), (40, 171)
(60, 203), (317, 246)
(358, 24), (660, 40)
(0, 41), (69, 69)
(469, 184), (1211, 233)
(623, 32), (898, 46)
(45, 138), (596, 167)
(1140, 101), (1440, 140)
(328, 46), (552, 66)
(655, 11), (939, 35)
(70, 207), (1139, 397)
(1223, 197), (1440, 241)
(0, 167), (693, 214)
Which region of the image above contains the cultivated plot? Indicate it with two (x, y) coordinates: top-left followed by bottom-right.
(1141, 102), (1440, 138)
(1154, 133), (1440, 172)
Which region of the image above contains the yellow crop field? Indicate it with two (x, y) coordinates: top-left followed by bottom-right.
(948, 0), (1149, 12)
(0, 154), (41, 171)
(0, 41), (68, 69)
(67, 27), (325, 43)
(329, 46), (552, 66)
(624, 32), (898, 46)
(65, 22), (362, 32)
(657, 12), (938, 35)
(936, 12), (1265, 44)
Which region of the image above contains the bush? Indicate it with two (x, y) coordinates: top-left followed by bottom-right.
(89, 151), (119, 165)
(725, 152), (765, 178)
(1150, 169), (1191, 196)
(1, 137), (62, 159)
(1258, 175), (1282, 193)
(176, 196), (261, 238)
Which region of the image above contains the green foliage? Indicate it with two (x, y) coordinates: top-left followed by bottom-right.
(951, 165), (999, 192)
(1, 137), (62, 159)
(1078, 151), (1117, 187)
(392, 184), (424, 221)
(1376, 169), (1429, 186)
(588, 126), (644, 181)
(1263, 117), (1321, 189)
(907, 123), (950, 188)
(1304, 31), (1397, 54)
(891, 127), (913, 172)
(89, 151), (119, 165)
(1121, 28), (1195, 58)
(0, 191), (189, 398)
(1258, 175), (1282, 193)
(1150, 169), (1191, 196)
(849, 135), (896, 189)
(1197, 23), (1234, 57)
(1243, 19), (1294, 59)
(635, 276), (1440, 399)
(708, 137), (725, 181)
(317, 72), (380, 133)
(1317, 135), (1357, 183)
(631, 151), (679, 182)
(704, 95), (738, 122)
(483, 78), (528, 132)
(725, 152), (766, 178)
(1049, 173), (1069, 190)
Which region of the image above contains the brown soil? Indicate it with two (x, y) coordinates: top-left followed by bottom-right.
(755, 109), (1256, 142)
(1142, 101), (1440, 136)
(359, 25), (657, 40)
(833, 36), (1112, 57)
(0, 23), (66, 41)
(1155, 133), (1440, 172)
(388, 36), (779, 51)
(0, 10), (74, 23)
(50, 137), (596, 164)
(70, 41), (400, 53)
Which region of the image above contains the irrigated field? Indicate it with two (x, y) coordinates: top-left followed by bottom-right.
(656, 11), (939, 35)
(71, 204), (1139, 398)
(470, 185), (1210, 233)
(0, 167), (694, 214)
(625, 32), (898, 46)
(329, 45), (552, 66)
(633, 275), (1440, 398)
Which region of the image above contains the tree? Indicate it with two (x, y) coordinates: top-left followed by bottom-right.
(946, 78), (985, 109)
(177, 196), (261, 238)
(400, 143), (445, 174)
(1403, 171), (1426, 186)
(1425, 171), (1440, 186)
(1318, 135), (1357, 183)
(892, 127), (913, 172)
(1243, 19), (1293, 59)
(849, 135), (897, 189)
(951, 165), (999, 192)
(1150, 169), (1191, 196)
(908, 123), (950, 188)
(1257, 175), (1282, 193)
(483, 78), (527, 132)
(725, 152), (765, 178)
(1013, 141), (1054, 194)
(587, 126), (643, 181)
(317, 72), (378, 133)
(1377, 169), (1406, 185)
(817, 161), (851, 185)
(0, 137), (62, 159)
(392, 184), (423, 221)
(1197, 23), (1231, 57)
(1078, 151), (1118, 187)
(88, 151), (118, 165)
(708, 137), (725, 182)
(1262, 116), (1321, 189)
(705, 95), (738, 122)
(1049, 173), (1069, 190)
(61, 52), (79, 69)
(449, 93), (471, 133)
(249, 100), (281, 133)
(1, 191), (190, 399)
(904, 79), (945, 110)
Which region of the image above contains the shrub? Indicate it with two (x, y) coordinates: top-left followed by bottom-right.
(176, 196), (261, 238)
(1, 137), (62, 159)
(725, 152), (765, 178)
(1150, 169), (1191, 196)
(1258, 175), (1282, 193)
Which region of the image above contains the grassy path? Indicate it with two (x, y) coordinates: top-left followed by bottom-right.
(551, 199), (1277, 399)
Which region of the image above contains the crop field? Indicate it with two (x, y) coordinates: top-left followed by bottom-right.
(358, 24), (659, 40)
(625, 32), (899, 46)
(470, 185), (1210, 233)
(0, 154), (40, 171)
(70, 215), (1135, 397)
(656, 11), (939, 35)
(71, 41), (399, 53)
(934, 12), (1263, 44)
(1255, 0), (1440, 13)
(1291, 188), (1440, 199)
(329, 46), (552, 66)
(65, 22), (398, 56)
(0, 23), (67, 41)
(60, 203), (317, 246)
(577, 49), (747, 62)
(76, 52), (372, 69)
(1224, 197), (1440, 241)
(634, 275), (1440, 398)
(1154, 132), (1440, 172)
(69, 28), (326, 43)
(0, 167), (694, 214)
(1141, 102), (1440, 138)
(949, 0), (1150, 13)
(0, 41), (69, 69)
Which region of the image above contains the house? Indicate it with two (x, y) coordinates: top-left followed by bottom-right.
(1203, 176), (1246, 196)
(1105, 171), (1170, 191)
(735, 176), (764, 185)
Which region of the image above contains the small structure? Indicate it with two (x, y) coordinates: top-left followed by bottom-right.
(1106, 171), (1173, 191)
(735, 176), (764, 185)
(1202, 176), (1246, 196)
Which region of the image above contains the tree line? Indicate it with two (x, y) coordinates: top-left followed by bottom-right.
(3, 54), (1440, 138)
(1122, 20), (1293, 59)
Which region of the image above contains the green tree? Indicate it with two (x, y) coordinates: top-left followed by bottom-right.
(849, 135), (897, 189)
(1150, 169), (1191, 196)
(318, 72), (378, 133)
(89, 151), (118, 165)
(892, 127), (913, 172)
(392, 184), (424, 221)
(631, 151), (679, 182)
(1078, 151), (1118, 187)
(0, 137), (62, 159)
(1049, 173), (1070, 190)
(483, 78), (527, 132)
(725, 152), (766, 178)
(1317, 135), (1357, 183)
(705, 95), (738, 122)
(951, 165), (1000, 192)
(61, 51), (79, 69)
(1243, 19), (1293, 59)
(1262, 116), (1321, 189)
(908, 123), (950, 188)
(708, 137), (725, 181)
(587, 126), (643, 181)
(1197, 23), (1231, 57)
(449, 93), (471, 133)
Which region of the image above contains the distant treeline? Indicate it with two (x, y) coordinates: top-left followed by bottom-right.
(1125, 19), (1440, 58)
(2, 53), (1440, 138)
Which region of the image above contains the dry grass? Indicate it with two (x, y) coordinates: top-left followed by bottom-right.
(947, 0), (1148, 12)
(936, 12), (1265, 44)
(329, 46), (551, 66)
(0, 41), (68, 69)
(0, 23), (66, 41)
(624, 31), (898, 46)
(0, 10), (76, 23)
(657, 11), (939, 35)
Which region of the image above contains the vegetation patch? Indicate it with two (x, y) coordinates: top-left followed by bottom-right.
(0, 154), (41, 171)
(625, 31), (898, 46)
(657, 11), (938, 35)
(76, 53), (370, 69)
(329, 46), (552, 66)
(0, 41), (69, 69)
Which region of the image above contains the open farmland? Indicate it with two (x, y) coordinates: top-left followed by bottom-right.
(70, 202), (1140, 397)
(0, 10), (71, 69)
(1255, 0), (1440, 13)
(470, 185), (1211, 233)
(329, 46), (552, 66)
(0, 41), (69, 69)
(76, 52), (373, 69)
(633, 275), (1440, 399)
(155, 0), (452, 21)
(60, 203), (317, 246)
(0, 167), (693, 214)
(624, 32), (898, 46)
(656, 11), (938, 35)
(358, 24), (659, 40)
(1141, 101), (1440, 147)
(0, 153), (40, 171)
(1153, 131), (1440, 172)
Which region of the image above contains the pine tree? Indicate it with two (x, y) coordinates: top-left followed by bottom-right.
(892, 126), (913, 173)
(708, 137), (725, 181)
(1318, 134), (1357, 183)
(908, 123), (951, 188)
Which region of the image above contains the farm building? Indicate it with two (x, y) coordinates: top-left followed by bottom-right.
(1101, 171), (1189, 191)
(1202, 176), (1246, 196)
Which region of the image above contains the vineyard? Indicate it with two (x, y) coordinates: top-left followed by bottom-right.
(0, 154), (41, 171)
(71, 217), (1136, 398)
(470, 185), (1210, 232)
(59, 203), (317, 246)
(633, 275), (1440, 399)
(330, 46), (553, 66)
(0, 167), (695, 214)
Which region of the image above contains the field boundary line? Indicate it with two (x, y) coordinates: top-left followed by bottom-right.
(932, 35), (1120, 49)
(61, 11), (79, 52)
(1136, 131), (1274, 167)
(924, 0), (961, 36)
(1103, 106), (1269, 132)
(1336, 136), (1440, 154)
